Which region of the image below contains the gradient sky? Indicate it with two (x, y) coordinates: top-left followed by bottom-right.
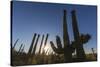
(12, 1), (97, 54)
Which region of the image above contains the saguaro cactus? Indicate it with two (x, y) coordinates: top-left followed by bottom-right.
(39, 35), (44, 54)
(28, 33), (37, 55)
(17, 44), (23, 55)
(71, 10), (86, 61)
(27, 34), (40, 64)
(26, 33), (37, 64)
(63, 10), (72, 62)
(42, 34), (49, 53)
(50, 10), (91, 62)
(50, 36), (64, 54)
(91, 48), (96, 58)
(12, 39), (19, 50)
(18, 45), (25, 55)
(71, 34), (91, 49)
(50, 10), (74, 62)
(20, 45), (25, 53)
(50, 36), (75, 61)
(44, 34), (49, 47)
(32, 34), (40, 55)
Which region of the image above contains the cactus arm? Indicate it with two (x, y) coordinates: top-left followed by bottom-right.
(80, 34), (91, 44)
(50, 41), (63, 54)
(50, 41), (58, 53)
(56, 36), (63, 49)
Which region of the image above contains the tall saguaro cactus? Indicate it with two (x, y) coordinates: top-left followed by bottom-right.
(63, 10), (72, 62)
(50, 10), (73, 62)
(50, 10), (91, 62)
(71, 10), (86, 61)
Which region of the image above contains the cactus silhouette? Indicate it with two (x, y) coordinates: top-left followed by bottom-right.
(11, 9), (93, 65)
(27, 34), (40, 64)
(50, 36), (75, 61)
(17, 44), (23, 55)
(71, 10), (90, 61)
(42, 34), (49, 54)
(44, 34), (49, 48)
(20, 45), (25, 54)
(91, 48), (96, 58)
(63, 10), (73, 62)
(28, 33), (37, 55)
(50, 10), (74, 62)
(39, 35), (44, 54)
(26, 33), (37, 64)
(50, 10), (91, 62)
(50, 36), (64, 54)
(50, 34), (91, 56)
(18, 45), (25, 55)
(12, 39), (19, 50)
(79, 34), (91, 44)
(32, 34), (40, 55)
(71, 34), (91, 48)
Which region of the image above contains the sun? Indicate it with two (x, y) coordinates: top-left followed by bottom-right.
(44, 45), (49, 52)
(43, 45), (50, 55)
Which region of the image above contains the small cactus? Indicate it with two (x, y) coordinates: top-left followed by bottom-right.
(91, 48), (96, 58)
(17, 44), (23, 55)
(12, 39), (19, 50)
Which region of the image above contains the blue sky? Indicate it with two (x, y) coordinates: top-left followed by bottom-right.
(12, 1), (97, 54)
